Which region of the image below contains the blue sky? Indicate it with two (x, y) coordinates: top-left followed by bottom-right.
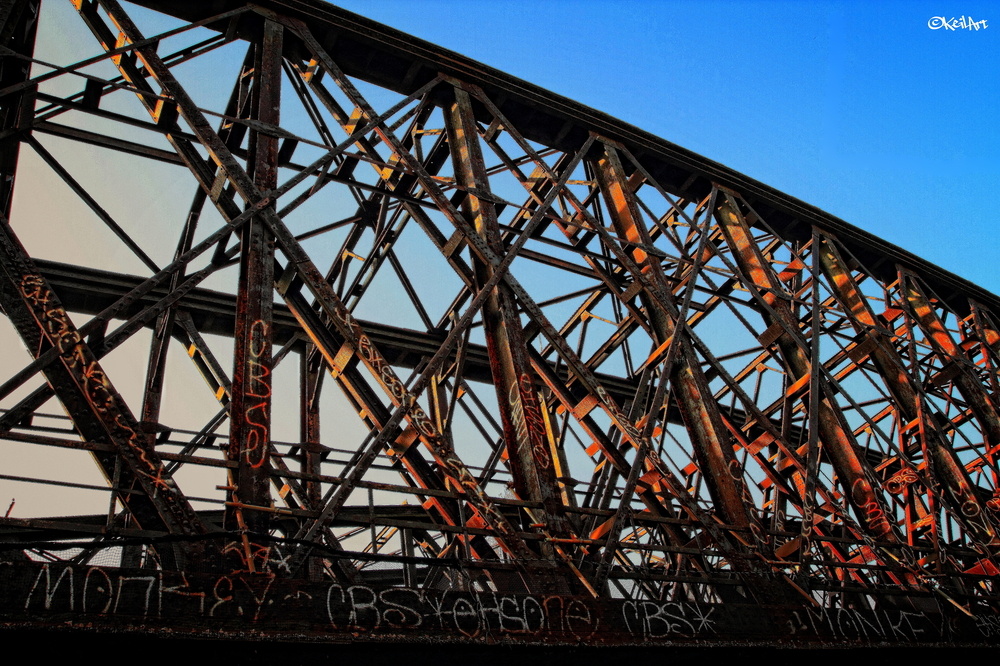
(333, 0), (1000, 294)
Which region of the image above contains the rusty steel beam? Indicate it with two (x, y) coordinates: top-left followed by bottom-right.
(902, 271), (1000, 454)
(82, 0), (535, 579)
(226, 18), (281, 556)
(0, 213), (212, 568)
(2, 0), (1000, 649)
(592, 143), (760, 543)
(109, 0), (1000, 319)
(0, 0), (36, 218)
(817, 237), (998, 551)
(713, 194), (899, 545)
(444, 85), (573, 547)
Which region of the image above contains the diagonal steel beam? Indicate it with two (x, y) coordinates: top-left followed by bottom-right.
(0, 212), (211, 566)
(818, 236), (998, 550)
(713, 193), (900, 546)
(901, 270), (1000, 459)
(289, 48), (723, 585)
(592, 142), (762, 543)
(444, 84), (574, 545)
(78, 0), (540, 571)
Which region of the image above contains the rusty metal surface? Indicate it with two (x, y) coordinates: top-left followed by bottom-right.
(0, 0), (998, 649)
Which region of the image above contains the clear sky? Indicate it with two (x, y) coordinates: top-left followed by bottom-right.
(332, 0), (1000, 294)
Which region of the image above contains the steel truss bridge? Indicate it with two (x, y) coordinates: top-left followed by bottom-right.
(0, 0), (998, 650)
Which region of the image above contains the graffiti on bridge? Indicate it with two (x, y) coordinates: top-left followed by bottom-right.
(1, 561), (988, 645)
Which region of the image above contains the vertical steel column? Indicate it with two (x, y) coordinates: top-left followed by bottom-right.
(226, 19), (281, 547)
(300, 345), (322, 508)
(444, 86), (570, 543)
(0, 0), (38, 217)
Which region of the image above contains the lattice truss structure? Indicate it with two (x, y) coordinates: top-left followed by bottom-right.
(1, 0), (999, 612)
